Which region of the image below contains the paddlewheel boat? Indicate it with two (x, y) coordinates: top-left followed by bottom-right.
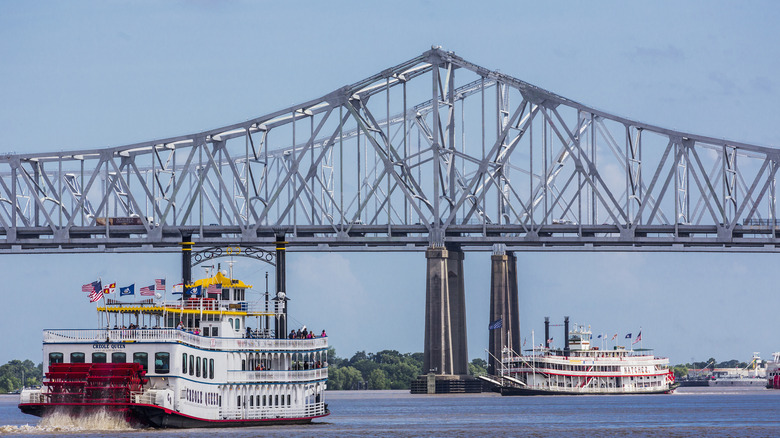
(768, 352), (780, 389)
(18, 271), (329, 428)
(492, 322), (677, 396)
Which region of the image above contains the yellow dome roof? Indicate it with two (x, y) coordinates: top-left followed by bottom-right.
(189, 271), (252, 289)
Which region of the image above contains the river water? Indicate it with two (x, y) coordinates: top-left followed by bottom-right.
(1, 387), (778, 437)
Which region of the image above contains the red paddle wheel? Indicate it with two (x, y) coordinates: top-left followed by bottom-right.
(22, 362), (148, 419)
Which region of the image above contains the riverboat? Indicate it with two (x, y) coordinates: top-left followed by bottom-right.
(768, 352), (780, 389)
(18, 270), (329, 428)
(494, 323), (677, 396)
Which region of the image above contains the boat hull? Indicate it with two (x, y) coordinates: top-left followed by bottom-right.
(18, 402), (330, 429)
(499, 383), (679, 396)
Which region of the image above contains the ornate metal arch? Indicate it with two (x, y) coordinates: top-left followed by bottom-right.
(191, 246), (275, 267)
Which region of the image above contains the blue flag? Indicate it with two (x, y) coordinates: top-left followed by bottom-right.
(119, 284), (135, 296)
(188, 285), (202, 297)
(625, 333), (632, 339)
(488, 318), (503, 330)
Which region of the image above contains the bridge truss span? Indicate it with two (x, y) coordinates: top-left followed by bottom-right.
(1, 47), (779, 253)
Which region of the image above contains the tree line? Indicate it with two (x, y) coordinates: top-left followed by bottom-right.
(0, 360), (42, 394)
(671, 358), (752, 378)
(326, 348), (488, 390)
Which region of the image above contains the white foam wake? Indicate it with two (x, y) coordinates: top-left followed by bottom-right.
(1, 408), (138, 434)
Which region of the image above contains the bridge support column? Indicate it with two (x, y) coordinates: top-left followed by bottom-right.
(412, 246), (480, 394)
(488, 250), (520, 376)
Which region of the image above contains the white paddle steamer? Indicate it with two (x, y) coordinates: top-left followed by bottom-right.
(18, 271), (329, 428)
(494, 322), (677, 395)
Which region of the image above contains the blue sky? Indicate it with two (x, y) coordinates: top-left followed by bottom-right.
(1, 0), (779, 366)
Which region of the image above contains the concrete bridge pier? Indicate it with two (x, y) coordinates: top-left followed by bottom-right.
(487, 248), (520, 376)
(412, 245), (479, 393)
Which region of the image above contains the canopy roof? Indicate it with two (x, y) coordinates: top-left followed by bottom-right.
(190, 271), (252, 289)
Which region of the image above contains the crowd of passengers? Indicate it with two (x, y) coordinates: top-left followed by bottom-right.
(288, 327), (326, 339)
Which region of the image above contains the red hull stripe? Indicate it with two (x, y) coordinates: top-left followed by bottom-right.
(19, 402), (329, 424)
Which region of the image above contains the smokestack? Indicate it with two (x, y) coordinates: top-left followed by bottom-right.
(275, 234), (288, 339)
(564, 316), (570, 356)
(544, 317), (550, 349)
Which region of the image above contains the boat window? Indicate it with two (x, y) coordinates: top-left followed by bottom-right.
(112, 352), (126, 363)
(221, 288), (229, 301)
(237, 395), (241, 407)
(183, 353), (187, 374)
(211, 327), (218, 337)
(196, 357), (201, 378)
(133, 352), (148, 372)
(189, 355), (194, 376)
(235, 319), (240, 330)
(202, 357), (207, 377)
(203, 327), (210, 337)
(155, 352), (170, 374)
(242, 359), (246, 371)
(255, 395), (260, 407)
(49, 352), (63, 364)
(91, 352), (107, 363)
(287, 395), (291, 405)
(262, 395), (266, 406)
(229, 318), (233, 329)
(70, 352), (85, 363)
(209, 359), (214, 379)
(250, 396), (254, 407)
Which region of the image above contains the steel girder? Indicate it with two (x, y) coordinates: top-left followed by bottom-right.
(1, 47), (779, 254)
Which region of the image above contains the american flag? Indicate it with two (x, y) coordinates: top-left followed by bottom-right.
(140, 284), (155, 296)
(88, 289), (103, 302)
(207, 283), (222, 295)
(82, 280), (101, 293)
(155, 278), (166, 291)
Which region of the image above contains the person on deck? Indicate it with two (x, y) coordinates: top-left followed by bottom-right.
(321, 329), (327, 337)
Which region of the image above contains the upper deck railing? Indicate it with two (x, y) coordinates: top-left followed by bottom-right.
(42, 329), (328, 352)
(226, 368), (328, 383)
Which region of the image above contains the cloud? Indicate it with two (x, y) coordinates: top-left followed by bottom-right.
(750, 76), (773, 94)
(629, 44), (686, 63)
(708, 71), (739, 96)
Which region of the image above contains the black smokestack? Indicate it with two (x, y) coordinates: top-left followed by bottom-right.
(564, 316), (570, 356)
(544, 317), (550, 349)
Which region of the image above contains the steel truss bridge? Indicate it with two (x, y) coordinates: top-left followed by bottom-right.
(2, 47), (779, 254)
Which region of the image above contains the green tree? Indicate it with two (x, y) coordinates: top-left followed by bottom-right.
(0, 359), (42, 393)
(367, 368), (390, 389)
(340, 366), (364, 390)
(468, 358), (488, 377)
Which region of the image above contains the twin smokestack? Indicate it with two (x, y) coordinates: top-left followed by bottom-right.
(544, 316), (570, 356)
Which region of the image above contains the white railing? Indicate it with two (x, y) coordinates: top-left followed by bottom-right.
(43, 329), (328, 352)
(219, 402), (327, 420)
(226, 368), (328, 383)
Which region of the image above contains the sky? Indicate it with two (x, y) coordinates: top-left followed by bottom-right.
(1, 0), (779, 367)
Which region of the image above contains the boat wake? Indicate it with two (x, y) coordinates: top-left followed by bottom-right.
(0, 408), (138, 434)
